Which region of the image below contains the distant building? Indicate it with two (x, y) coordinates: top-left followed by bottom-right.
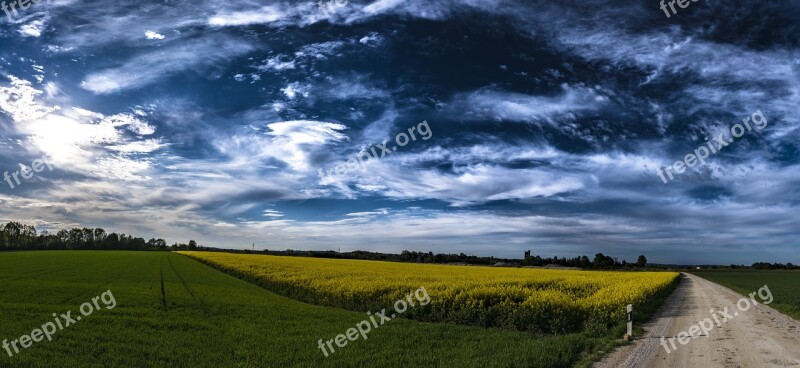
(524, 250), (531, 260)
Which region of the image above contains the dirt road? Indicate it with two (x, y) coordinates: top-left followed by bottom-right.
(594, 273), (800, 368)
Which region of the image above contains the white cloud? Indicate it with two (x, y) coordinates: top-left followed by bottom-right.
(106, 139), (165, 153)
(214, 120), (348, 173)
(346, 209), (389, 217)
(263, 209), (284, 217)
(101, 113), (156, 135)
(72, 107), (104, 120)
(259, 56), (296, 71)
(0, 76), (59, 122)
(456, 84), (607, 123)
(208, 6), (284, 26)
(296, 41), (345, 59)
(323, 76), (388, 101)
(362, 0), (404, 15)
(144, 30), (165, 40)
(81, 37), (253, 94)
(358, 32), (382, 45)
(281, 82), (310, 99)
(19, 19), (46, 37)
(0, 76), (160, 181)
(363, 163), (585, 206)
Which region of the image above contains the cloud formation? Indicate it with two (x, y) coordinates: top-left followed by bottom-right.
(0, 0), (797, 264)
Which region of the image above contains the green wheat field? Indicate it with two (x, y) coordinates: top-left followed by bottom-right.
(0, 251), (620, 368)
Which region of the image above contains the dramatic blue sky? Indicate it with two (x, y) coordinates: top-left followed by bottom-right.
(0, 0), (798, 264)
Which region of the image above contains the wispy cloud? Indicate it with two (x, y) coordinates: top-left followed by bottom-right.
(81, 37), (254, 94)
(454, 85), (608, 124)
(208, 5), (285, 27)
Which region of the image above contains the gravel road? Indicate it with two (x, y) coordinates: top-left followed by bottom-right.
(593, 273), (800, 368)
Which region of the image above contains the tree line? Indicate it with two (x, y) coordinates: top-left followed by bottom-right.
(204, 247), (649, 269)
(3, 221), (793, 270)
(0, 221), (199, 251)
(522, 252), (648, 269)
(738, 262), (797, 270)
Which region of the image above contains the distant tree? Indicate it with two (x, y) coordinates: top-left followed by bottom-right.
(56, 229), (69, 245)
(130, 237), (146, 250)
(68, 228), (83, 249)
(188, 240), (197, 250)
(4, 222), (22, 249)
(752, 262), (772, 270)
(82, 228), (94, 248)
(104, 233), (120, 249)
(94, 228), (107, 245)
(636, 255), (648, 267)
(593, 253), (615, 269)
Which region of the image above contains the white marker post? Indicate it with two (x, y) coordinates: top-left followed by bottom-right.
(625, 304), (633, 340)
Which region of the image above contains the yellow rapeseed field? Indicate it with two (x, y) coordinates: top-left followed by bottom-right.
(179, 251), (679, 333)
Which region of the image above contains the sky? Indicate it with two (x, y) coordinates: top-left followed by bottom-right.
(0, 0), (798, 264)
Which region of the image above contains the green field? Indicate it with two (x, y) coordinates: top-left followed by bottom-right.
(691, 270), (800, 321)
(0, 251), (628, 368)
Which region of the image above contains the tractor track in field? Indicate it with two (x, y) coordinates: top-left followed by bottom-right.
(169, 254), (214, 319)
(159, 258), (168, 312)
(167, 253), (201, 303)
(160, 254), (208, 316)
